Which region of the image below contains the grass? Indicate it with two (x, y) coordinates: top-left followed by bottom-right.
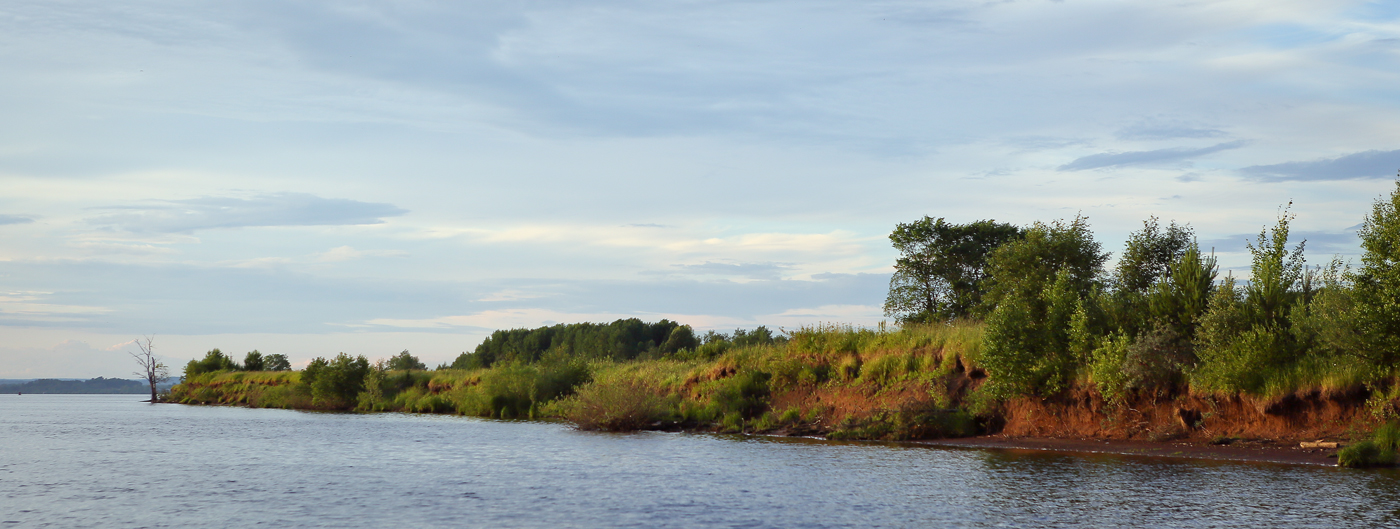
(169, 322), (989, 441)
(168, 319), (1400, 464)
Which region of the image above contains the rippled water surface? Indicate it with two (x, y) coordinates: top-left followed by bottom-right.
(5, 395), (1400, 528)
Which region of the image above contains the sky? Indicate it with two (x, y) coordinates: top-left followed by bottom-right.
(2, 0), (1399, 378)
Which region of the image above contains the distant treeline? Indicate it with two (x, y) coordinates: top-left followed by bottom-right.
(447, 318), (784, 369)
(2, 377), (146, 394)
(183, 349), (292, 377)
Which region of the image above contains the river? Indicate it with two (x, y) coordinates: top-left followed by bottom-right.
(3, 395), (1399, 528)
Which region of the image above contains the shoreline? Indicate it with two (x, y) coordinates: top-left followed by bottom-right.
(159, 392), (1346, 467)
(917, 435), (1341, 466)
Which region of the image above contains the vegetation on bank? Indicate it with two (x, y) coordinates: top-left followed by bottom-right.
(171, 179), (1400, 460)
(172, 323), (983, 440)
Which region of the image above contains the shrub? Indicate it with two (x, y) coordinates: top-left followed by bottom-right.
(301, 353), (370, 409)
(449, 361), (590, 419)
(568, 377), (671, 431)
(1339, 440), (1396, 468)
(387, 350), (427, 371)
(184, 349), (238, 378)
(710, 370), (771, 419)
(981, 270), (1082, 398)
(1121, 323), (1193, 395)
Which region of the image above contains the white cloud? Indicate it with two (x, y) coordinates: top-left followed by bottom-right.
(83, 193), (407, 234)
(315, 245), (408, 262)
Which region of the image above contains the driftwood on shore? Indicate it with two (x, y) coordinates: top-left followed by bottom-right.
(1300, 441), (1340, 449)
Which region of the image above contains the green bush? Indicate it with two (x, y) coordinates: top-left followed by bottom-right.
(1339, 439), (1396, 468)
(301, 353), (370, 409)
(387, 350), (427, 371)
(448, 361), (590, 419)
(184, 349), (238, 378)
(567, 377), (670, 431)
(710, 370), (771, 419)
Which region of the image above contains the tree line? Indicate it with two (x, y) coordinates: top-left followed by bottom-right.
(183, 349), (292, 376)
(446, 319), (783, 369)
(884, 178), (1400, 401)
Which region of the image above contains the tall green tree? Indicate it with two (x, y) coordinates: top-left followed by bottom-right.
(388, 350), (427, 371)
(1352, 177), (1400, 369)
(1192, 207), (1307, 393)
(883, 217), (1021, 323)
(1113, 218), (1195, 294)
(980, 215), (1110, 397)
(1244, 204), (1307, 329)
(980, 215), (1108, 315)
(1101, 217), (1197, 338)
(1146, 243), (1218, 338)
(243, 350), (265, 372)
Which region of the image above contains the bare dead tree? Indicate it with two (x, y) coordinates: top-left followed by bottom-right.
(129, 335), (170, 403)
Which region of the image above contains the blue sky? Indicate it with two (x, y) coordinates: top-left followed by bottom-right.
(3, 0), (1399, 377)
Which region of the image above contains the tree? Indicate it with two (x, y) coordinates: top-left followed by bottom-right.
(979, 215), (1110, 397)
(660, 325), (699, 353)
(1191, 206), (1308, 393)
(1101, 217), (1198, 337)
(1353, 176), (1400, 368)
(243, 350), (265, 371)
(1146, 243), (1218, 337)
(264, 353), (292, 371)
(980, 214), (1109, 315)
(301, 353), (371, 409)
(1244, 203), (1306, 329)
(128, 335), (169, 403)
(184, 348), (237, 378)
(883, 217), (1022, 323)
(1113, 217), (1195, 294)
(387, 350), (427, 371)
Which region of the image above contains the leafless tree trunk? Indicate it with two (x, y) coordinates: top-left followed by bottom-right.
(129, 335), (170, 403)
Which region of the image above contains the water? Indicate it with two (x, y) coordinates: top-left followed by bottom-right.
(4, 395), (1400, 528)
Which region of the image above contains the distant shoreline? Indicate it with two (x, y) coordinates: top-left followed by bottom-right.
(0, 377), (149, 395)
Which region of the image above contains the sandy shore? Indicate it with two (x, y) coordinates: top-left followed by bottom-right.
(918, 435), (1341, 466)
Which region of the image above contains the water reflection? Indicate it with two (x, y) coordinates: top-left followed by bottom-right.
(4, 395), (1400, 528)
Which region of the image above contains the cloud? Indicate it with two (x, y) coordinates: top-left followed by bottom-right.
(670, 261), (791, 280)
(1239, 149), (1400, 182)
(0, 259), (890, 335)
(1058, 141), (1247, 171)
(0, 215), (34, 225)
(69, 242), (180, 256)
(84, 193), (407, 233)
(1115, 123), (1228, 141)
(315, 246), (408, 262)
(0, 291), (112, 325)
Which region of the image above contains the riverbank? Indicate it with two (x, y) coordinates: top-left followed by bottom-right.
(922, 436), (1340, 466)
(169, 322), (1397, 468)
